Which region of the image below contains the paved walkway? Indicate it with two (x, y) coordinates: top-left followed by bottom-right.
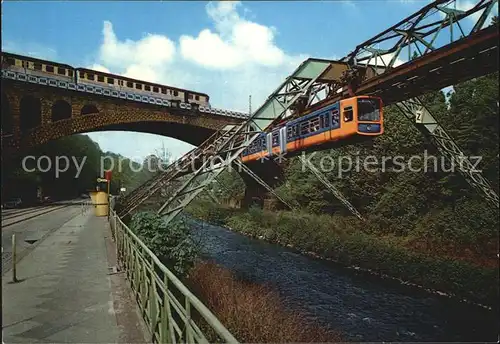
(2, 210), (146, 343)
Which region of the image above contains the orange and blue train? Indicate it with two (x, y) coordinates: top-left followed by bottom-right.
(241, 95), (384, 162)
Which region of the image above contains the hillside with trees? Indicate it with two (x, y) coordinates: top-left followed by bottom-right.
(187, 71), (499, 306)
(1, 134), (161, 203)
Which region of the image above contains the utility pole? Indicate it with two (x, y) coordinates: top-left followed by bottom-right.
(249, 95), (252, 116)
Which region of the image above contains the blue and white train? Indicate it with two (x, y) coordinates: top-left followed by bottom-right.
(1, 52), (248, 119)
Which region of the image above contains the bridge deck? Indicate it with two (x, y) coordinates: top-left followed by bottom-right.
(2, 208), (146, 343)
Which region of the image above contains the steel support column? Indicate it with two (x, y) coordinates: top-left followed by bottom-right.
(396, 97), (499, 208)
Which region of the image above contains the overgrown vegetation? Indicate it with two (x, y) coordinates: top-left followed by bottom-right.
(187, 72), (500, 307)
(187, 261), (340, 342)
(129, 211), (198, 277)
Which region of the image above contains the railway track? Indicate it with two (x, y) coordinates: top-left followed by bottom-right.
(1, 203), (76, 228)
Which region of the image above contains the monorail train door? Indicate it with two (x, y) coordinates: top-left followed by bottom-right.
(279, 127), (287, 155)
(266, 132), (273, 157)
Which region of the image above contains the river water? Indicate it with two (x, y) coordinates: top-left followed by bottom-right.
(189, 220), (497, 342)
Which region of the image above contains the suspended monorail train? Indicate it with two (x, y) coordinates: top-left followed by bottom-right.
(241, 96), (383, 162)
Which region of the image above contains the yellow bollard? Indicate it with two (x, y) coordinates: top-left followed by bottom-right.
(12, 234), (18, 283)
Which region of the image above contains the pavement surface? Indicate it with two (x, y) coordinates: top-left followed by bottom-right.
(2, 203), (84, 275)
(2, 206), (147, 343)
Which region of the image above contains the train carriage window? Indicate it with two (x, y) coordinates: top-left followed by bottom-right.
(135, 83), (142, 90)
(4, 57), (15, 66)
(34, 63), (42, 71)
(97, 75), (104, 82)
(145, 85), (151, 91)
(195, 95), (200, 101)
(126, 81), (133, 88)
(332, 109), (340, 128)
(300, 121), (309, 135)
(118, 80), (123, 86)
(45, 65), (54, 73)
(153, 86), (159, 93)
(310, 117), (320, 132)
(87, 73), (95, 81)
(272, 132), (279, 146)
(188, 94), (193, 100)
(68, 70), (73, 77)
(58, 67), (66, 75)
(22, 61), (29, 68)
(107, 77), (114, 84)
(174, 90), (179, 97)
(343, 106), (353, 122)
(160, 88), (167, 94)
(79, 71), (85, 77)
(287, 127), (293, 140)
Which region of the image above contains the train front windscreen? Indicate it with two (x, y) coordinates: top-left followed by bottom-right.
(357, 98), (381, 122)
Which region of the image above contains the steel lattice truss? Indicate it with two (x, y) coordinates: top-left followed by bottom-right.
(343, 0), (498, 72)
(119, 0), (499, 220)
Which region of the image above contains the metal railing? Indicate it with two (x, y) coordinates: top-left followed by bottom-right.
(109, 209), (239, 344)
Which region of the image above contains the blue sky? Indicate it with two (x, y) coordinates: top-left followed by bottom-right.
(2, 0), (495, 161)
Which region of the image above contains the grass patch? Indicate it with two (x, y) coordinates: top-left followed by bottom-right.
(187, 261), (341, 343)
(186, 200), (499, 308)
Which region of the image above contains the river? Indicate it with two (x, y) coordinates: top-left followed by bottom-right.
(189, 219), (497, 342)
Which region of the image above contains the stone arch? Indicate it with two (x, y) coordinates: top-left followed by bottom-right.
(51, 100), (72, 122)
(20, 95), (42, 132)
(81, 104), (99, 115)
(1, 93), (13, 135)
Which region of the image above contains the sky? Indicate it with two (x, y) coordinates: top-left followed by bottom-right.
(2, 0), (496, 162)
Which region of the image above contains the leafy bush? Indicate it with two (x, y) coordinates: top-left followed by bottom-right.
(129, 211), (198, 277)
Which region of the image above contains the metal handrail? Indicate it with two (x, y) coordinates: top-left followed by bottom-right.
(109, 209), (239, 344)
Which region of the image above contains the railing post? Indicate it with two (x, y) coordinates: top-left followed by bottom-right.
(185, 298), (194, 343)
(149, 257), (158, 341)
(11, 234), (18, 283)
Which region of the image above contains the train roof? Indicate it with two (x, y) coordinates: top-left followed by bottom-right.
(2, 51), (210, 99)
(2, 51), (75, 70)
(76, 67), (210, 98)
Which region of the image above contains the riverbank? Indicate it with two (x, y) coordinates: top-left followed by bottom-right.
(186, 200), (498, 308)
(186, 261), (340, 342)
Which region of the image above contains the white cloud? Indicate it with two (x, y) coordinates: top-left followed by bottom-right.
(179, 1), (285, 69)
(88, 64), (110, 73)
(87, 1), (308, 161)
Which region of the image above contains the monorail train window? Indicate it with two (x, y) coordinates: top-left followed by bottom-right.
(160, 88), (167, 94)
(188, 94), (193, 100)
(153, 86), (159, 93)
(58, 67), (66, 75)
(145, 85), (151, 91)
(343, 106), (353, 122)
(127, 81), (133, 88)
(87, 73), (95, 81)
(46, 65), (54, 73)
(310, 117), (320, 132)
(272, 132), (279, 146)
(174, 90), (178, 96)
(79, 71), (85, 77)
(68, 70), (73, 77)
(357, 98), (380, 121)
(195, 95), (200, 101)
(135, 83), (142, 90)
(332, 110), (340, 129)
(107, 77), (114, 84)
(97, 75), (105, 82)
(34, 63), (42, 71)
(300, 121), (309, 135)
